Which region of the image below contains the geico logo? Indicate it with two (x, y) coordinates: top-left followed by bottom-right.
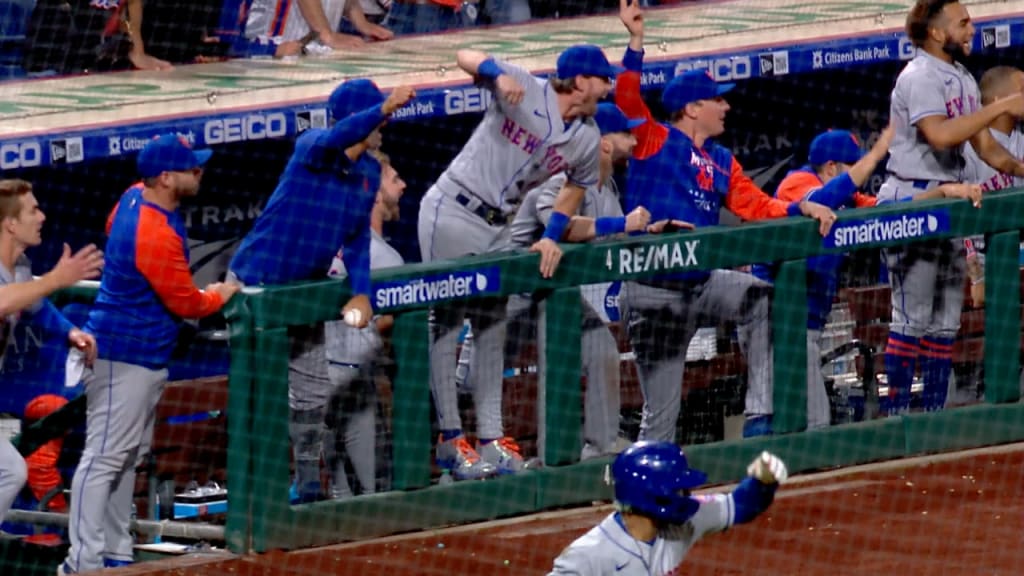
(444, 88), (493, 115)
(204, 113), (288, 144)
(0, 142), (42, 169)
(674, 57), (752, 82)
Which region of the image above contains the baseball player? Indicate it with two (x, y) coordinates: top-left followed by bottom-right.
(615, 0), (836, 440)
(548, 441), (788, 575)
(60, 136), (238, 574)
(880, 0), (1024, 415)
(0, 180), (103, 533)
(229, 79), (414, 502)
(322, 151), (406, 499)
(417, 43), (614, 478)
(752, 126), (981, 429)
(961, 66), (1024, 307)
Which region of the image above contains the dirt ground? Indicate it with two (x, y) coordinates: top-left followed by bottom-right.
(113, 446), (1024, 575)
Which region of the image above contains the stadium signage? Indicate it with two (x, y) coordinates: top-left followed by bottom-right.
(444, 87), (492, 115)
(0, 141), (42, 169)
(674, 57), (752, 82)
(825, 210), (950, 248)
(204, 113), (287, 144)
(812, 45), (892, 69)
(611, 239), (701, 275)
(373, 267), (501, 309)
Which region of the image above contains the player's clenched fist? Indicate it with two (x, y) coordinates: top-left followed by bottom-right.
(383, 85), (416, 115)
(496, 75), (525, 106)
(341, 293), (373, 329)
(746, 451), (788, 485)
(625, 206), (651, 233)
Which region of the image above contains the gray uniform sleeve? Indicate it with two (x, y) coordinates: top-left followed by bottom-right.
(688, 493), (734, 539)
(565, 123), (602, 189)
(493, 60), (547, 116)
(902, 68), (951, 125)
(534, 174), (568, 228)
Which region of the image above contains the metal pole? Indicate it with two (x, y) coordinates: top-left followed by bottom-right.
(3, 510), (226, 542)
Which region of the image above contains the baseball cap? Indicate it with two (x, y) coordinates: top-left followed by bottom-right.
(328, 78), (385, 121)
(661, 70), (734, 112)
(137, 134), (212, 178)
(594, 103), (645, 135)
(555, 45), (624, 81)
(809, 130), (863, 165)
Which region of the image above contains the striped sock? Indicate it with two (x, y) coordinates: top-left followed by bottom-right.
(884, 333), (919, 415)
(919, 336), (954, 412)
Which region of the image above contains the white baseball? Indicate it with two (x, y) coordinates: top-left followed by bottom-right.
(344, 308), (363, 327)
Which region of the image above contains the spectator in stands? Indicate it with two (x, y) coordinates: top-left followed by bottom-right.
(387, 0), (482, 36)
(339, 0), (393, 36)
(323, 151), (406, 500)
(245, 0), (392, 58)
(23, 0), (172, 76)
(482, 0), (531, 25)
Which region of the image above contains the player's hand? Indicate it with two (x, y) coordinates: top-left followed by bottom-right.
(321, 31), (366, 50)
(530, 237), (563, 278)
(799, 200), (837, 236)
(205, 282), (241, 303)
(940, 183), (983, 208)
(362, 23), (393, 41)
(341, 294), (373, 329)
(747, 451), (788, 485)
(646, 219), (695, 234)
(495, 75), (525, 106)
(129, 50), (174, 71)
(998, 92), (1024, 119)
(625, 206), (651, 233)
(50, 243), (104, 288)
(383, 85), (416, 115)
(970, 281), (985, 307)
(619, 0), (644, 37)
(67, 328), (97, 366)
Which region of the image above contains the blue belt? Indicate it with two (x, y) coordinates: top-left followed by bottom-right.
(328, 360), (361, 369)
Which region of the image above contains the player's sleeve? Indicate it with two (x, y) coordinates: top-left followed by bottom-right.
(689, 493), (734, 538)
(903, 70), (949, 126)
(303, 105), (387, 168)
(616, 48), (669, 160)
(852, 192), (877, 208)
(725, 158), (802, 220)
(566, 125), (601, 188)
(135, 210), (225, 319)
(28, 299), (75, 339)
(802, 173), (856, 209)
(533, 176), (567, 227)
(730, 476), (779, 525)
(341, 225), (372, 298)
(492, 59), (543, 112)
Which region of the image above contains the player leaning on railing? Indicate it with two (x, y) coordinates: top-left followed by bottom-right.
(614, 0), (836, 440)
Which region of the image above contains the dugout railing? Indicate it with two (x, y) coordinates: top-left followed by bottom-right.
(17, 187), (1024, 554)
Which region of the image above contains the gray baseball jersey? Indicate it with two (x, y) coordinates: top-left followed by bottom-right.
(325, 229), (404, 366)
(548, 495), (733, 575)
(962, 128), (1024, 261)
(434, 60), (601, 214)
(885, 51), (981, 188)
(509, 174), (624, 247)
(0, 255), (38, 525)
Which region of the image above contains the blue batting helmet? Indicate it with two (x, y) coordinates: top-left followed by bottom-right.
(611, 441), (707, 524)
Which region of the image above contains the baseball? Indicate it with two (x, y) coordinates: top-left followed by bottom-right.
(344, 308), (363, 327)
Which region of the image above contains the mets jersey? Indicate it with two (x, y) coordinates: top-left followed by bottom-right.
(433, 60), (601, 215)
(0, 256), (74, 369)
(509, 173), (624, 247)
(961, 128), (1024, 258)
(548, 494), (734, 576)
(886, 51), (981, 186)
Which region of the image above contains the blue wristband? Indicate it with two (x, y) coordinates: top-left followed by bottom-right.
(477, 58), (503, 82)
(543, 212), (571, 241)
(594, 216), (626, 237)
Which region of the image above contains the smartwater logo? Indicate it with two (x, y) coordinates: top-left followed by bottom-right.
(374, 266), (501, 309)
(824, 210), (950, 249)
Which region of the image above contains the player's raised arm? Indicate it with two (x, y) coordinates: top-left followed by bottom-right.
(616, 0), (668, 160)
(915, 93), (1023, 151)
(803, 126), (893, 209)
(310, 81), (415, 164)
(456, 49), (525, 106)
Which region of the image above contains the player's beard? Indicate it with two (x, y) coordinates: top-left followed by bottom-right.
(942, 36), (969, 64)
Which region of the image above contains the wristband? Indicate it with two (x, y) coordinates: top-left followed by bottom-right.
(542, 212), (571, 241)
(477, 58), (503, 82)
(595, 216), (626, 236)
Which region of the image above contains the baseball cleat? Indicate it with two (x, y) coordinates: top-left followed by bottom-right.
(478, 437), (527, 475)
(436, 435), (497, 481)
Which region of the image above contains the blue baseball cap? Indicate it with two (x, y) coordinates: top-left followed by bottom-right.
(809, 130), (863, 165)
(556, 44), (624, 80)
(661, 70), (734, 112)
(137, 134), (212, 178)
(594, 103), (645, 135)
(328, 78), (385, 121)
